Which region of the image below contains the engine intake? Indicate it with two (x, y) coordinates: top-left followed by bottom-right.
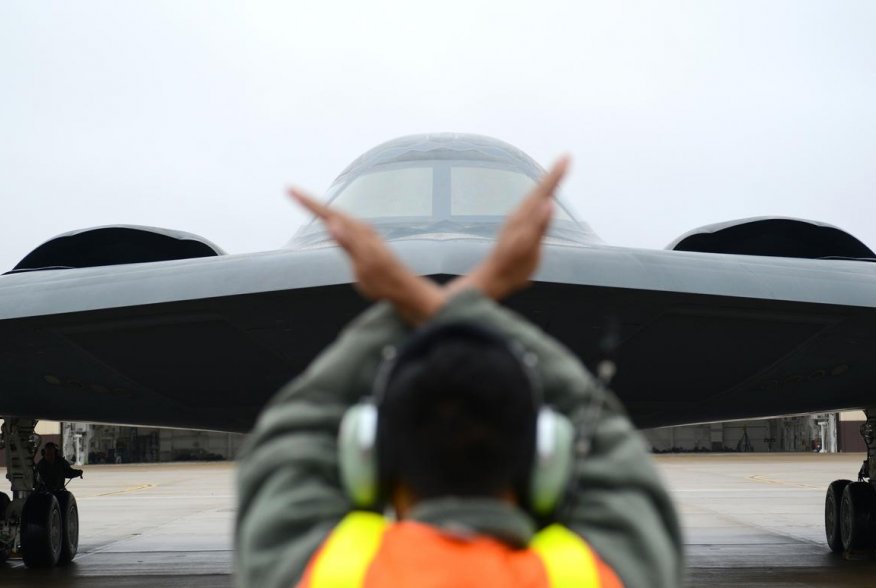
(668, 217), (875, 261)
(9, 225), (224, 273)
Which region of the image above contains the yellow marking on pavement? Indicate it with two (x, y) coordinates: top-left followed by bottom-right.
(97, 483), (155, 496)
(748, 475), (817, 488)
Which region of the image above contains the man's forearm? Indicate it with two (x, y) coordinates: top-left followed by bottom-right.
(388, 272), (447, 326)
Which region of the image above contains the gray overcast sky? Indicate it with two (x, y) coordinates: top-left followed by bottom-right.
(2, 1), (875, 272)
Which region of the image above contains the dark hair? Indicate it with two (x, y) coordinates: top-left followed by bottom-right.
(377, 324), (538, 501)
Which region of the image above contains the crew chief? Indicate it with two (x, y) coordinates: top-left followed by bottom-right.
(37, 442), (83, 491)
(235, 158), (683, 587)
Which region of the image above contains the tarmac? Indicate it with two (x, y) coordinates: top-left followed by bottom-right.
(663, 452), (876, 587)
(1, 453), (875, 587)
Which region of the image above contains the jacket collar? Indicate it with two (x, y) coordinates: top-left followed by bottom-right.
(405, 497), (535, 548)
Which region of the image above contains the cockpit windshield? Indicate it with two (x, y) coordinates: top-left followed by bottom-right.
(327, 162), (573, 221)
(289, 133), (600, 248)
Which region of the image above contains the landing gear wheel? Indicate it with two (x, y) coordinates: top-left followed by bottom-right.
(826, 479), (851, 553)
(54, 491), (79, 564)
(840, 481), (876, 552)
(20, 492), (63, 567)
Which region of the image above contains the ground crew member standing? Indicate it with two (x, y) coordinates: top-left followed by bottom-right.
(36, 442), (83, 491)
(235, 158), (683, 587)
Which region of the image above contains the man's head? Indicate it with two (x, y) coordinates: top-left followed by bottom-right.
(43, 442), (59, 462)
(376, 323), (539, 509)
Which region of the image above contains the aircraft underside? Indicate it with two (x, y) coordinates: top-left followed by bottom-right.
(1, 279), (875, 431)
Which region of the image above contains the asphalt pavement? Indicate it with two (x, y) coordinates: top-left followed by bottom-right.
(2, 454), (875, 587)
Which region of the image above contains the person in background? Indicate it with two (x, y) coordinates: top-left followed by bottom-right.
(236, 158), (683, 587)
(37, 442), (82, 491)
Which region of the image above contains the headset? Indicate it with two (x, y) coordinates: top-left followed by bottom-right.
(337, 321), (575, 517)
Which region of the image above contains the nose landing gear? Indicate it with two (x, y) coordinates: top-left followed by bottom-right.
(0, 417), (80, 567)
(825, 409), (876, 555)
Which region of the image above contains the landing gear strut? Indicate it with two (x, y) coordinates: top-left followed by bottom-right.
(0, 417), (79, 567)
(825, 409), (876, 555)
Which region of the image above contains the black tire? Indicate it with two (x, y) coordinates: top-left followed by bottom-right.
(0, 492), (10, 563)
(841, 481), (876, 552)
(20, 492), (63, 567)
(0, 492), (10, 519)
(825, 479), (851, 552)
(54, 490), (79, 564)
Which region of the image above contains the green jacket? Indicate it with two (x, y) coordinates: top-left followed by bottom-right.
(236, 290), (683, 588)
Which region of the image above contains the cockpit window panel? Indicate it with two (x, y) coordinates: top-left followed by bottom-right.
(450, 167), (574, 220)
(328, 166), (434, 218)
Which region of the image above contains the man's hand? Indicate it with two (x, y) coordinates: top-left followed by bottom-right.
(447, 156), (570, 300)
(289, 188), (445, 325)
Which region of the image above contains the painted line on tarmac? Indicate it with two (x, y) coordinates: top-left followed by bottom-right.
(78, 494), (234, 500)
(747, 475), (818, 488)
(671, 488), (820, 492)
(95, 483), (156, 496)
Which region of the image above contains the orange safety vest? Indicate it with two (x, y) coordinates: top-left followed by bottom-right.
(297, 511), (623, 588)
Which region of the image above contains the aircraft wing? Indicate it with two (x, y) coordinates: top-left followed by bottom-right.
(4, 133), (876, 432)
(2, 237), (875, 431)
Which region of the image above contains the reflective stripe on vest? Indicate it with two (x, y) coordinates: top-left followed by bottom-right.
(306, 512), (604, 587)
(529, 523), (601, 587)
(308, 512), (389, 588)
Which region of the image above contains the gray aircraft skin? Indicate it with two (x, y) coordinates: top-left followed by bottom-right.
(2, 133), (876, 433)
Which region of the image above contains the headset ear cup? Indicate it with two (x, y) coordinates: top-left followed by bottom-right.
(529, 408), (574, 516)
(338, 403), (379, 508)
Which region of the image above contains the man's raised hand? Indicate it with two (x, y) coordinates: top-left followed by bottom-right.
(289, 187), (445, 324)
(448, 156), (570, 300)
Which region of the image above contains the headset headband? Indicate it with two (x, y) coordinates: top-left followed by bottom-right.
(372, 321), (542, 407)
